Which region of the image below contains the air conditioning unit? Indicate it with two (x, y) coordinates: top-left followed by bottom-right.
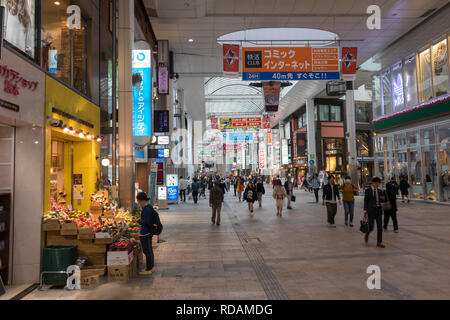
(326, 81), (347, 96)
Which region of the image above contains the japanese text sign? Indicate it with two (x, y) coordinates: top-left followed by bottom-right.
(242, 47), (340, 81)
(132, 50), (152, 137)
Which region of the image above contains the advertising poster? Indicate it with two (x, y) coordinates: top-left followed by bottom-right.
(73, 185), (84, 200)
(263, 117), (271, 129)
(220, 117), (262, 132)
(210, 118), (219, 130)
(295, 132), (307, 158)
(242, 47), (340, 81)
(281, 139), (289, 165)
(158, 186), (167, 201)
(48, 49), (58, 74)
(4, 0), (35, 58)
(154, 110), (169, 132)
(223, 44), (240, 77)
(263, 81), (281, 112)
(167, 174), (178, 201)
(341, 47), (358, 81)
(132, 50), (152, 136)
(259, 149), (266, 169)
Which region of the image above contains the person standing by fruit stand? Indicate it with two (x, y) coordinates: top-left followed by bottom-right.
(135, 192), (155, 275)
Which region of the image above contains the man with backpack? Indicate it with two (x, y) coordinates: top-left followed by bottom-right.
(135, 192), (163, 275)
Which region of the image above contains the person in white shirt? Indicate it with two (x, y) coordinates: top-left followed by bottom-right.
(179, 177), (188, 202)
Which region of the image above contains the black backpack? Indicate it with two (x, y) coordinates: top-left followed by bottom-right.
(151, 209), (163, 235)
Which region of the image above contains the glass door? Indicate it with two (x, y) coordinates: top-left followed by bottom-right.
(0, 125), (14, 285)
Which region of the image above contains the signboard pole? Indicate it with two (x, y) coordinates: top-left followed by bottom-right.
(0, 6), (4, 60)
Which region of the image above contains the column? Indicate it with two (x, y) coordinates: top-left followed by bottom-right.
(345, 83), (358, 184)
(306, 98), (316, 174)
(117, 0), (135, 209)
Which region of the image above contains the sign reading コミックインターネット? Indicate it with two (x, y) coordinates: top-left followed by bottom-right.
(242, 47), (340, 81)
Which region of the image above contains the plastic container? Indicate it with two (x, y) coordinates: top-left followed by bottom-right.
(42, 245), (78, 286)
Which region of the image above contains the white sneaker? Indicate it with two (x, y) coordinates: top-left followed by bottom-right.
(394, 230), (399, 233)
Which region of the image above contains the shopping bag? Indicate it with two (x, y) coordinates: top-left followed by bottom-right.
(291, 195), (296, 202)
(360, 219), (369, 234)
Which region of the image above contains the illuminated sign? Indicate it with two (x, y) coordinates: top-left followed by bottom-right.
(242, 47), (340, 81)
(132, 50), (152, 136)
(158, 136), (170, 145)
(166, 174), (178, 201)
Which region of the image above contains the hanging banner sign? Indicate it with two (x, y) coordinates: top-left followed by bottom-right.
(223, 44), (240, 77)
(132, 50), (152, 136)
(259, 149), (266, 169)
(263, 81), (281, 112)
(220, 117), (262, 132)
(242, 47), (340, 81)
(154, 110), (169, 132)
(223, 132), (254, 142)
(341, 47), (358, 81)
(263, 117), (271, 129)
(211, 118), (219, 130)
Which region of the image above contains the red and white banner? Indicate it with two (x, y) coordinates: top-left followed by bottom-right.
(210, 118), (218, 130)
(341, 47), (358, 81)
(262, 117), (271, 129)
(223, 44), (240, 77)
(259, 149), (266, 169)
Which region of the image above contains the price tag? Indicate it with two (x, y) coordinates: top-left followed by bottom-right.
(98, 215), (104, 226)
(114, 220), (119, 229)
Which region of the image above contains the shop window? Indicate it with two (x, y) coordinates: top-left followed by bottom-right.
(375, 152), (386, 182)
(407, 131), (422, 197)
(394, 133), (407, 150)
(381, 69), (392, 115)
(330, 105), (341, 122)
(41, 0), (90, 96)
(372, 75), (382, 118)
(437, 123), (450, 201)
(314, 106), (318, 121)
(355, 102), (371, 123)
(319, 105), (329, 121)
(3, 0), (36, 58)
(419, 48), (433, 102)
(421, 127), (436, 146)
(301, 113), (306, 127)
(423, 143), (438, 201)
(404, 54), (418, 108)
(356, 132), (370, 157)
(432, 39), (449, 97)
(391, 61), (405, 112)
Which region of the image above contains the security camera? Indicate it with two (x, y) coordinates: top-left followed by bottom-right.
(47, 118), (63, 127)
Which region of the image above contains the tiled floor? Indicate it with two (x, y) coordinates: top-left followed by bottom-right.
(24, 187), (450, 300)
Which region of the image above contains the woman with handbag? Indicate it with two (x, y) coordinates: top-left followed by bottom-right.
(243, 181), (258, 215)
(384, 177), (399, 232)
(273, 180), (287, 217)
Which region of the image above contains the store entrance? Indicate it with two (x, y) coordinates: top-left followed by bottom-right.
(50, 140), (72, 208)
(0, 125), (14, 285)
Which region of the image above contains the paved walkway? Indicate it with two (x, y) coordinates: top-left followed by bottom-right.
(25, 186), (450, 300)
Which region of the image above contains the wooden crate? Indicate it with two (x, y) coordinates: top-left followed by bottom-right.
(81, 265), (106, 278)
(81, 275), (100, 289)
(60, 222), (78, 235)
(77, 240), (107, 256)
(77, 227), (95, 240)
(46, 231), (78, 246)
(85, 253), (106, 266)
(42, 220), (60, 231)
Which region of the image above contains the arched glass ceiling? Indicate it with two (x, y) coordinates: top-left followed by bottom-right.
(217, 28), (340, 47)
(205, 77), (296, 116)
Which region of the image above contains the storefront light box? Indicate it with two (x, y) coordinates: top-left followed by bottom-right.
(132, 50), (152, 137)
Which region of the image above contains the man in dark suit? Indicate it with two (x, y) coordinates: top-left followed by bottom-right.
(364, 177), (386, 248)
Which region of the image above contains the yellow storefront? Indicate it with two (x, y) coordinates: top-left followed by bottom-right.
(44, 76), (101, 213)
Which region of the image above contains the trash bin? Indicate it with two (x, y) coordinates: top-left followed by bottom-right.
(42, 245), (78, 286)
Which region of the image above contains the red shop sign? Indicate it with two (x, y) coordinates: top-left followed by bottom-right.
(0, 64), (39, 96)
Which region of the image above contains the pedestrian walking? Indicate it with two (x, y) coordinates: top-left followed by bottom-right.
(273, 180), (287, 217)
(243, 181), (258, 215)
(284, 175), (294, 209)
(339, 176), (358, 227)
(311, 173), (321, 203)
(191, 178), (199, 204)
(237, 178), (244, 202)
(179, 176), (188, 202)
(256, 178), (265, 208)
(384, 177), (399, 232)
(363, 177), (386, 248)
(399, 175), (410, 203)
(322, 175), (341, 228)
(209, 181), (224, 226)
(225, 177), (231, 192)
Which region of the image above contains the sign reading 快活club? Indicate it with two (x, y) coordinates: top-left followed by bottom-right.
(242, 47), (340, 81)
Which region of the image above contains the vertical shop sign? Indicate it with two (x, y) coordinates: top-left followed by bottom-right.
(259, 149), (266, 169)
(154, 110), (169, 132)
(296, 132), (307, 157)
(281, 139), (289, 165)
(132, 50), (152, 136)
(157, 40), (169, 95)
(157, 163), (164, 185)
(341, 47), (358, 81)
(263, 81), (281, 112)
(211, 118), (219, 130)
(223, 44), (240, 77)
(167, 174), (179, 201)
